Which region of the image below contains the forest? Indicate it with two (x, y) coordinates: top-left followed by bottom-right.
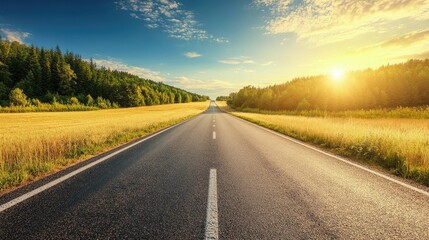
(0, 36), (208, 109)
(227, 59), (429, 111)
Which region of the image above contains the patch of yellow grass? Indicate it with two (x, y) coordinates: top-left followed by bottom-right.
(216, 101), (429, 185)
(0, 102), (209, 191)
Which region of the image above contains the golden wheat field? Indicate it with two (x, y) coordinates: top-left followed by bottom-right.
(217, 101), (429, 185)
(0, 102), (209, 191)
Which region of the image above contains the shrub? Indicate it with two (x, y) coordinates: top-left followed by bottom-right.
(31, 98), (42, 107)
(86, 94), (94, 106)
(96, 96), (108, 109)
(9, 88), (28, 106)
(70, 97), (80, 105)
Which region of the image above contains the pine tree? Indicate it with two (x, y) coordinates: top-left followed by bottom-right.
(50, 47), (63, 92)
(40, 49), (52, 94)
(27, 46), (42, 96)
(0, 60), (12, 88)
(16, 71), (35, 96)
(58, 62), (77, 96)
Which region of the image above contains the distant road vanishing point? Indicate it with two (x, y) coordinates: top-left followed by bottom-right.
(1, 102), (429, 239)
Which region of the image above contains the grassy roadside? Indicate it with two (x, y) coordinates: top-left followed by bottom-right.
(231, 106), (429, 119)
(216, 101), (429, 186)
(0, 103), (100, 113)
(0, 102), (209, 192)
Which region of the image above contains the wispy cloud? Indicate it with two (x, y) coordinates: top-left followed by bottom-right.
(116, 0), (228, 42)
(184, 51), (202, 58)
(378, 30), (429, 48)
(261, 61), (274, 66)
(91, 57), (163, 81)
(218, 56), (256, 65)
(255, 0), (429, 45)
(218, 59), (241, 65)
(242, 59), (255, 64)
(352, 30), (429, 57)
(0, 28), (30, 43)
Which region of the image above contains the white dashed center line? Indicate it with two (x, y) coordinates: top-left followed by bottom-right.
(205, 169), (219, 240)
(213, 131), (216, 139)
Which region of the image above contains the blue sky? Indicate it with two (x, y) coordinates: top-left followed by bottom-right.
(1, 0), (429, 98)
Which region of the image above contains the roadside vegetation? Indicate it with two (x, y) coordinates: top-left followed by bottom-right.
(218, 101), (429, 186)
(0, 102), (208, 192)
(0, 88), (115, 113)
(226, 106), (429, 119)
(217, 101), (429, 186)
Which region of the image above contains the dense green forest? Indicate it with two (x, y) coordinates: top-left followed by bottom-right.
(227, 59), (429, 111)
(0, 36), (208, 108)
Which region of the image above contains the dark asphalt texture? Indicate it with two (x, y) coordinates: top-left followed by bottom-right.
(1, 102), (429, 239)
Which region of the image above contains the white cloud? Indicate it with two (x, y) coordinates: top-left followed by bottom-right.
(218, 56), (256, 65)
(0, 28), (30, 43)
(218, 59), (241, 65)
(255, 0), (429, 45)
(129, 13), (140, 19)
(90, 57), (163, 82)
(254, 0), (293, 13)
(213, 37), (229, 43)
(117, 0), (227, 42)
(184, 51), (202, 58)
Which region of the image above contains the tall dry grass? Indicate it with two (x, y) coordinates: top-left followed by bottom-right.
(217, 101), (429, 185)
(233, 106), (429, 119)
(0, 102), (208, 191)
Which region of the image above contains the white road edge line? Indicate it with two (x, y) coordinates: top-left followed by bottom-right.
(0, 120), (190, 213)
(205, 169), (219, 240)
(213, 131), (216, 140)
(229, 114), (429, 197)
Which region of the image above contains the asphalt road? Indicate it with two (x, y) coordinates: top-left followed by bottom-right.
(1, 102), (429, 239)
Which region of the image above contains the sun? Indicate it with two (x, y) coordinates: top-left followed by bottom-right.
(331, 68), (345, 82)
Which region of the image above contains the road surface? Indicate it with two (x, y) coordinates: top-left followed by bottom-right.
(1, 102), (429, 239)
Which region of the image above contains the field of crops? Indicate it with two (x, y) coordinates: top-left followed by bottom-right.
(217, 101), (429, 186)
(0, 102), (209, 192)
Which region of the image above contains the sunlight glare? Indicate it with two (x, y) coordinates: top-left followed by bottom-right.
(331, 68), (345, 82)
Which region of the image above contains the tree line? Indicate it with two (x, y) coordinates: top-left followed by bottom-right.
(0, 36), (208, 108)
(215, 96), (229, 101)
(227, 59), (429, 111)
